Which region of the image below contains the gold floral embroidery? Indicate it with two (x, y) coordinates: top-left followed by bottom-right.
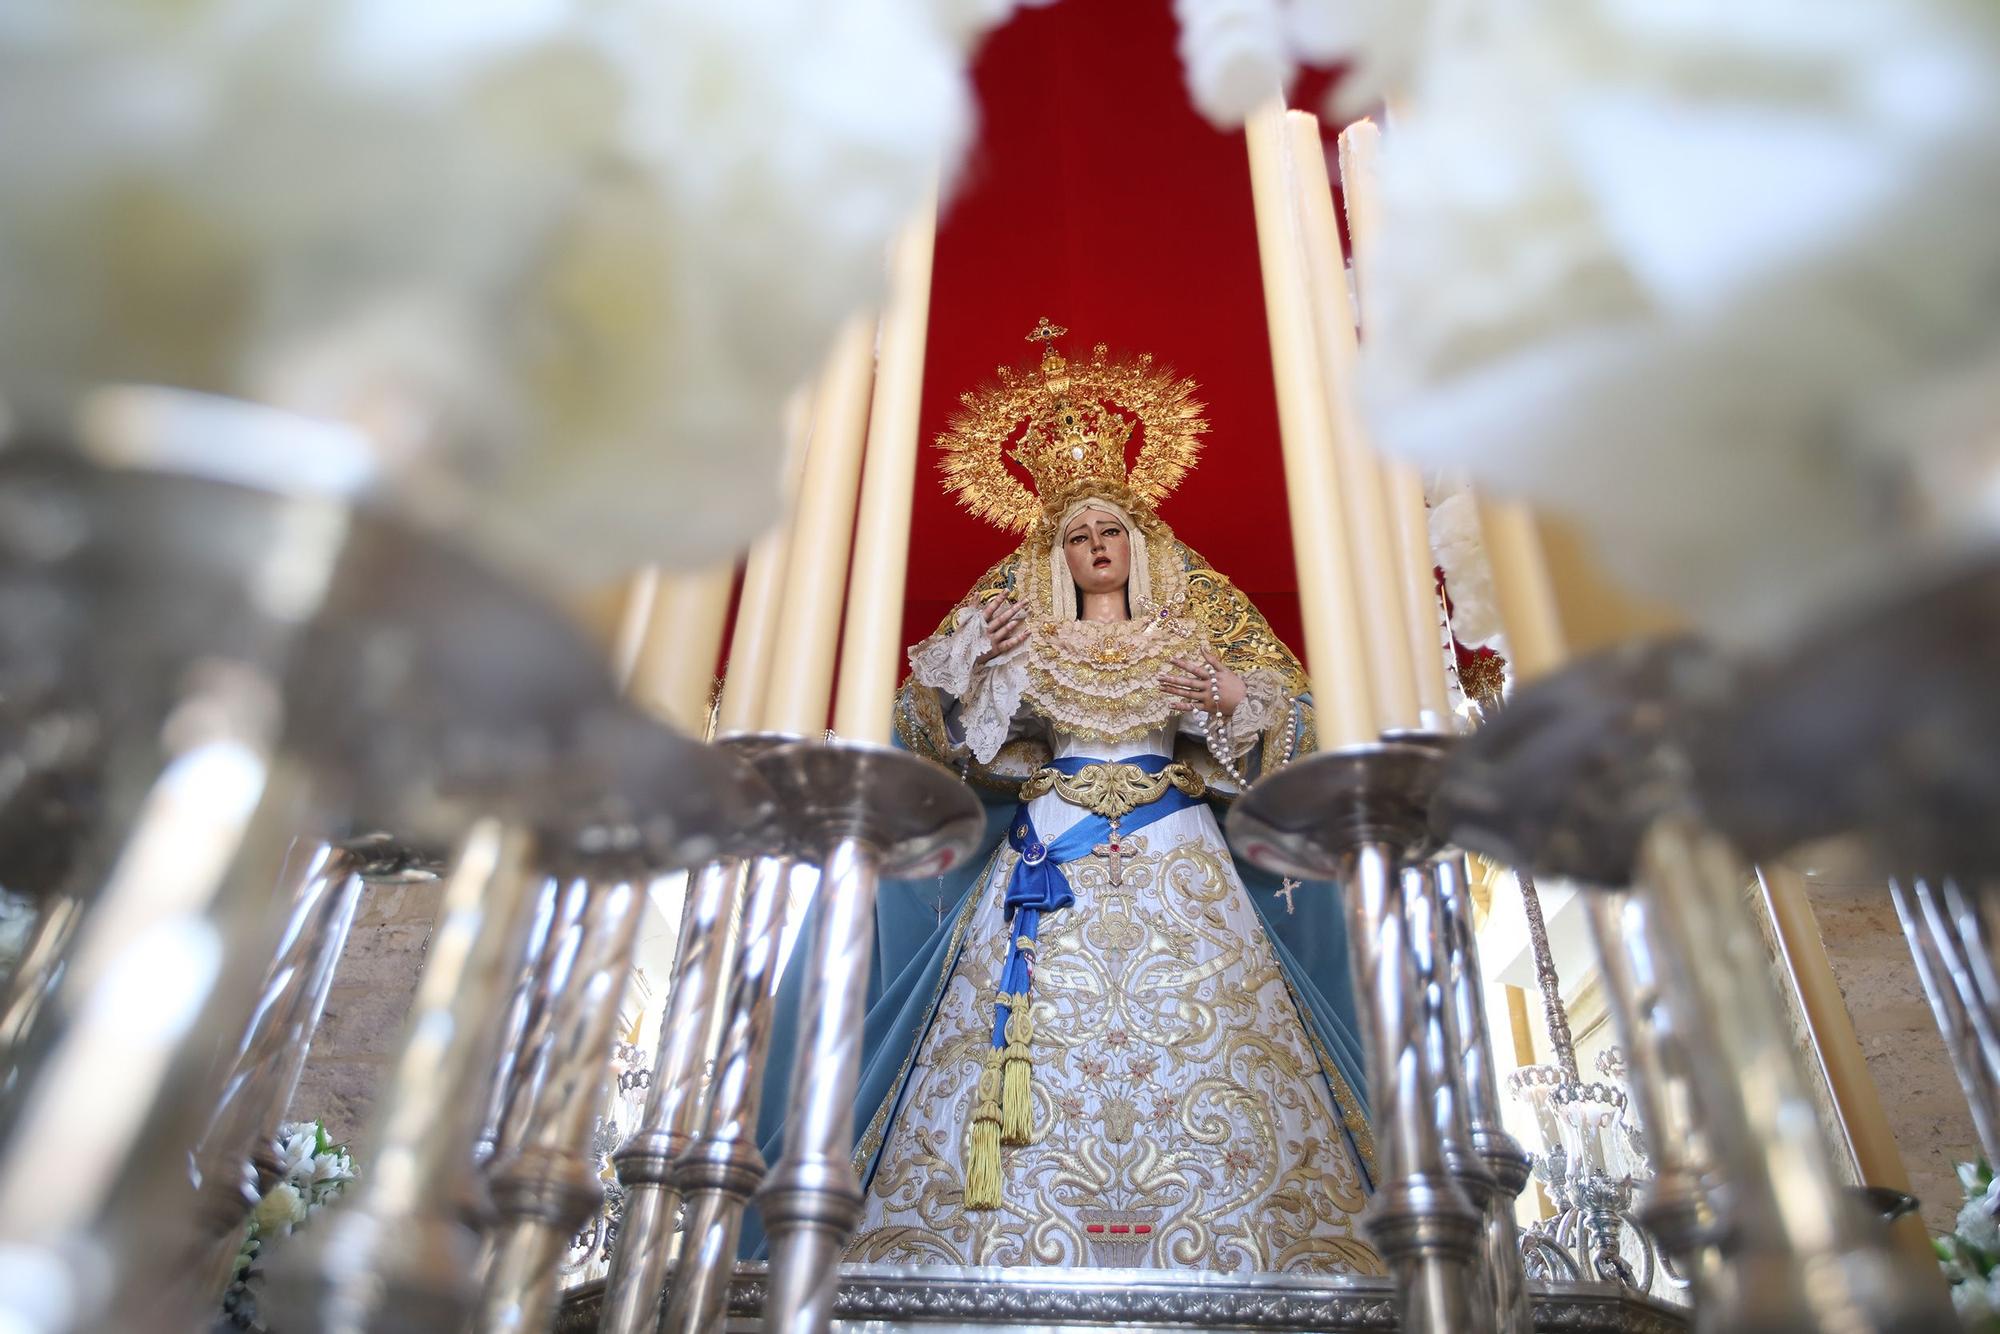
(850, 807), (1381, 1276)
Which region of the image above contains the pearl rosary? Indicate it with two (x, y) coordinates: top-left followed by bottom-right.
(1201, 660), (1299, 791)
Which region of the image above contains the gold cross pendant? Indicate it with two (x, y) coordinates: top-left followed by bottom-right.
(1093, 819), (1126, 888)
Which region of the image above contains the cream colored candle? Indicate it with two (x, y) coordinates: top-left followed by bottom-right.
(716, 389), (814, 736)
(832, 192), (938, 743)
(1332, 117), (1453, 727)
(1285, 111), (1418, 734)
(623, 563), (735, 735)
(761, 314), (876, 735)
(1244, 100), (1376, 749)
(1476, 497), (1567, 684)
(1335, 120), (1386, 324)
(1384, 462), (1451, 726)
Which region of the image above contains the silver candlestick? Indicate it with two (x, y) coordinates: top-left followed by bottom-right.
(1429, 854), (1535, 1334)
(1229, 741), (1489, 1334)
(471, 867), (651, 1334)
(659, 849), (796, 1334)
(1432, 641), (1952, 1333)
(755, 739), (983, 1334)
(598, 731), (797, 1334)
(1888, 876), (2000, 1171)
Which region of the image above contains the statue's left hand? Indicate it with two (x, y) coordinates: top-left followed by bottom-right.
(1160, 650), (1246, 716)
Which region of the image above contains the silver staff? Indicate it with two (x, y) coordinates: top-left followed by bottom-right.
(1229, 741), (1487, 1334)
(756, 740), (983, 1334)
(474, 876), (568, 1168)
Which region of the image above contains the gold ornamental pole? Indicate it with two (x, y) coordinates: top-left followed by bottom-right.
(1284, 111), (1419, 734)
(1335, 119), (1452, 729)
(1244, 99), (1376, 749)
(717, 390), (815, 736)
(831, 187), (938, 744)
(761, 314), (876, 735)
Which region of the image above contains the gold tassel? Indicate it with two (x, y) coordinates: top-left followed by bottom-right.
(964, 1053), (1004, 1210)
(999, 998), (1036, 1145)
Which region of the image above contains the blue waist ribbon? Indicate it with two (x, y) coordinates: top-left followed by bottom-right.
(992, 754), (1199, 1047)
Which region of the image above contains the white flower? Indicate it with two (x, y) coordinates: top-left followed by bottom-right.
(252, 1182), (308, 1235)
(1960, 1197), (2000, 1255)
(1963, 1161), (1991, 1196)
(1955, 1267), (1999, 1321)
(273, 1124), (319, 1189)
(1354, 0), (2000, 644)
(0, 0), (982, 579)
(1428, 482), (1501, 648)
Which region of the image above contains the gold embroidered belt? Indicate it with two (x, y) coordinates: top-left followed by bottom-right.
(1018, 760), (1207, 821)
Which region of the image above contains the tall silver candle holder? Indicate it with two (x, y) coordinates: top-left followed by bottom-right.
(753, 738), (983, 1334)
(597, 730), (797, 1334)
(1432, 639), (1952, 1333)
(1428, 853), (1535, 1334)
(1229, 739), (1490, 1334)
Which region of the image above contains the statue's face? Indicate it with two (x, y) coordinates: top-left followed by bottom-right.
(1062, 509), (1130, 596)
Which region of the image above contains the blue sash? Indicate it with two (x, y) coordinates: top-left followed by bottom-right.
(991, 754), (1198, 1046)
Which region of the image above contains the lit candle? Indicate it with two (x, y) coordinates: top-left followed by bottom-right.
(1333, 117), (1453, 728)
(622, 563), (735, 735)
(761, 314), (876, 735)
(716, 389), (814, 736)
(1285, 110), (1419, 734)
(1244, 99), (1376, 749)
(832, 190), (938, 744)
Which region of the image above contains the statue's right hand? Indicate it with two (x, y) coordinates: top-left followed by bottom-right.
(976, 596), (1031, 666)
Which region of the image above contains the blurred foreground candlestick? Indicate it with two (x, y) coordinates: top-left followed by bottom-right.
(832, 189), (938, 744)
(763, 315), (875, 736)
(717, 391), (814, 736)
(1285, 111), (1419, 734)
(1244, 98), (1376, 749)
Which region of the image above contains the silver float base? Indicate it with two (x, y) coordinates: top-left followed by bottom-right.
(555, 1264), (1687, 1333)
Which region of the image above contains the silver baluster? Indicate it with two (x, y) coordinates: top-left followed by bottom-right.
(1634, 818), (1950, 1332)
(1403, 863), (1502, 1327)
(1431, 855), (1534, 1334)
(755, 741), (982, 1334)
(662, 853), (795, 1333)
(1890, 876), (2000, 1170)
(1584, 889), (1724, 1299)
(263, 817), (545, 1333)
(191, 840), (365, 1297)
(597, 858), (748, 1334)
(472, 870), (650, 1334)
(1229, 741), (1484, 1334)
(475, 878), (568, 1168)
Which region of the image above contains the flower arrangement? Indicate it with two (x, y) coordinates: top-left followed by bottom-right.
(1321, 0), (2000, 645)
(219, 1120), (357, 1332)
(1940, 1161), (2000, 1330)
(0, 0), (978, 578)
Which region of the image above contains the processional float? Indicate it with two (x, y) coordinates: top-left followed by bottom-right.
(0, 99), (1972, 1334)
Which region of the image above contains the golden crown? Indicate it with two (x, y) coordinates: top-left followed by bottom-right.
(936, 317), (1208, 534)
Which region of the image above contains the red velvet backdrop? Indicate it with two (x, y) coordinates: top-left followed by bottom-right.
(902, 0), (1328, 663)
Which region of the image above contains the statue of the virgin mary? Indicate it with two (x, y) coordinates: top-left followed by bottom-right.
(760, 320), (1379, 1275)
